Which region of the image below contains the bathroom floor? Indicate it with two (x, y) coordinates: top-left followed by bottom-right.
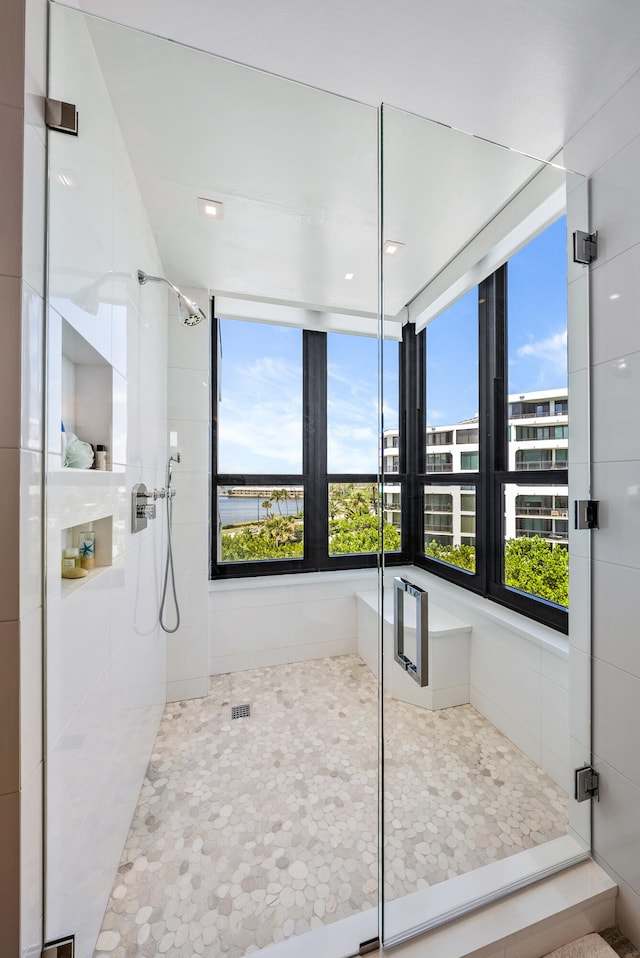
(93, 654), (568, 958)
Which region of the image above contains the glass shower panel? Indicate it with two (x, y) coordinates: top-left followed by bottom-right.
(46, 7), (380, 958)
(380, 103), (591, 947)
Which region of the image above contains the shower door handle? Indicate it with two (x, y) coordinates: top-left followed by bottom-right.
(393, 577), (429, 687)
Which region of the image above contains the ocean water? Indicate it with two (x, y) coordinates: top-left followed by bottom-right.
(218, 496), (303, 526)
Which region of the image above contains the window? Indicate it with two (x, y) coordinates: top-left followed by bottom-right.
(426, 452), (453, 472)
(211, 219), (568, 630)
(461, 515), (476, 535)
(424, 513), (453, 533)
(217, 320), (302, 473)
(460, 451), (479, 470)
(515, 425), (568, 441)
(212, 323), (402, 576)
(217, 485), (304, 563)
(427, 430), (453, 445)
(424, 493), (453, 512)
(423, 484), (476, 573)
(414, 217), (568, 631)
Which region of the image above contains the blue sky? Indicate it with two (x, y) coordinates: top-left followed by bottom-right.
(426, 216), (567, 426)
(218, 217), (567, 472)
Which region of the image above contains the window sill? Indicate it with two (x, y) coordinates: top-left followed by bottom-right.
(209, 566), (378, 593)
(385, 564), (568, 658)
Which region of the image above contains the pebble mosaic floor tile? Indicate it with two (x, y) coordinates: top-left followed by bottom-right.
(94, 654), (568, 957)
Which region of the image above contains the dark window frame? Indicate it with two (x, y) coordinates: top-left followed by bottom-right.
(210, 268), (568, 633)
(211, 320), (409, 579)
(412, 265), (568, 633)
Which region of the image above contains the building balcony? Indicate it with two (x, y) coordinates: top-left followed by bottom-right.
(514, 461), (567, 471)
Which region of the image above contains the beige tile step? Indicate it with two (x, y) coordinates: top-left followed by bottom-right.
(390, 859), (616, 958)
(544, 934), (618, 958)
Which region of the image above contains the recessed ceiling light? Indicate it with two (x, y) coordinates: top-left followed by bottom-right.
(197, 197), (224, 220)
(344, 272), (354, 280)
(383, 240), (405, 257)
(609, 293), (621, 300)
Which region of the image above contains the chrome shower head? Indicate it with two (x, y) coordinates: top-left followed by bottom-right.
(178, 292), (204, 326)
(138, 269), (206, 326)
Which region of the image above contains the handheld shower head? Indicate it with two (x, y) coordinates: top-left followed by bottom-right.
(138, 270), (206, 326)
(166, 452), (181, 490)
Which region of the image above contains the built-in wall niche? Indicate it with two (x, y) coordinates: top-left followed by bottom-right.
(61, 515), (113, 595)
(62, 320), (112, 470)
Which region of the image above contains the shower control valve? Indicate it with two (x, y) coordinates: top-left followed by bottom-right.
(138, 501), (156, 520)
(131, 482), (158, 533)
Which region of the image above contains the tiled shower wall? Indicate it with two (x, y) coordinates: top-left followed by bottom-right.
(565, 65), (640, 942)
(44, 7), (168, 957)
(166, 285), (211, 701)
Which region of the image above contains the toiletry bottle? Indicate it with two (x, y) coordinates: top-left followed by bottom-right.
(62, 547), (80, 572)
(78, 531), (96, 570)
(95, 444), (107, 470)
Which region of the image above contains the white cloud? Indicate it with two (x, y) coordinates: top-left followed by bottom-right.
(426, 409), (447, 424)
(218, 356), (303, 470)
(516, 330), (567, 376)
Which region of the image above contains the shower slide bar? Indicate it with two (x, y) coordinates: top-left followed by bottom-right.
(393, 577), (429, 687)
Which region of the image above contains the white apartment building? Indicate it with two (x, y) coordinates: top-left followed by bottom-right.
(383, 388), (569, 549)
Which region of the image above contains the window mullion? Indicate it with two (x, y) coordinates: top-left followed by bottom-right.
(479, 264), (507, 596)
(401, 326), (423, 561)
(303, 331), (327, 569)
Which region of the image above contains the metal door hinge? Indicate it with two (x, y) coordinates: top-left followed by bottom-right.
(574, 499), (599, 530)
(359, 937), (380, 955)
(573, 230), (598, 264)
(45, 97), (79, 136)
(43, 936), (74, 958)
(575, 765), (600, 802)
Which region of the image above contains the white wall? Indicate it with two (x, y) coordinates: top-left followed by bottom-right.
(382, 567), (570, 791)
(44, 7), (168, 956)
(165, 285), (211, 700)
(209, 569), (378, 673)
(565, 64), (640, 943)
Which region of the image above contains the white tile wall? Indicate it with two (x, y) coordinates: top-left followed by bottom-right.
(19, 606), (42, 787)
(20, 763), (43, 958)
(209, 571), (377, 675)
(165, 288), (211, 702)
(44, 7), (168, 954)
(565, 59), (640, 940)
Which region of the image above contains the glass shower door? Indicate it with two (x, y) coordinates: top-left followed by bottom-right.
(379, 103), (592, 946)
(45, 7), (383, 958)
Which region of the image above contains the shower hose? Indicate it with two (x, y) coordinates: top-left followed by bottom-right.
(159, 491), (180, 633)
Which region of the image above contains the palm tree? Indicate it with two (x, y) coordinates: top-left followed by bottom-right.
(272, 488), (286, 515)
(347, 489), (370, 515)
(261, 499), (273, 519)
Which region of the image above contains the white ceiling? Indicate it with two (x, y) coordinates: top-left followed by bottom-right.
(52, 1), (640, 321)
(58, 0), (640, 160)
